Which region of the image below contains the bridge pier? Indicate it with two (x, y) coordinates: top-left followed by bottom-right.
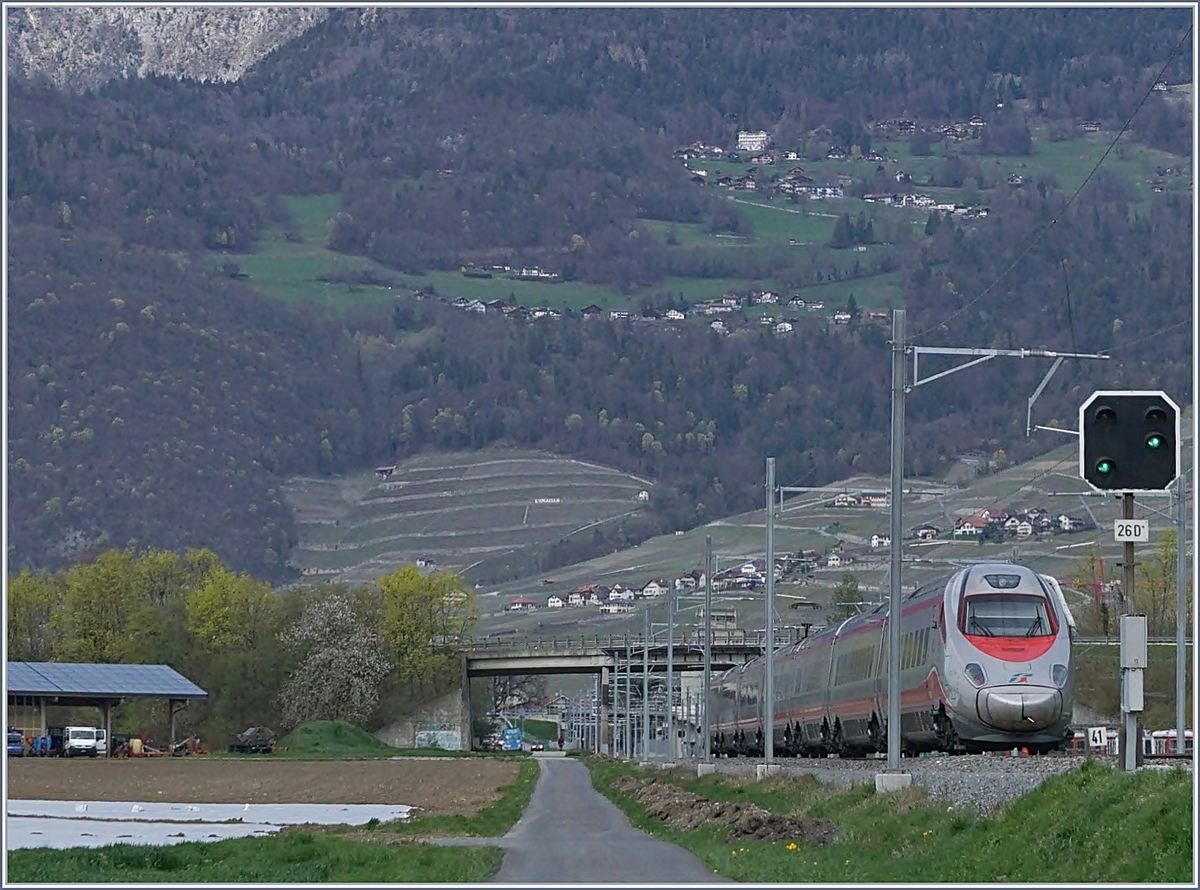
(599, 665), (610, 754)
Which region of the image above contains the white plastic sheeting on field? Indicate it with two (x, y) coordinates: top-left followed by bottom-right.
(6, 799), (414, 850)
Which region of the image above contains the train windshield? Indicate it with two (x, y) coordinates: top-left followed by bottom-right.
(962, 594), (1056, 638)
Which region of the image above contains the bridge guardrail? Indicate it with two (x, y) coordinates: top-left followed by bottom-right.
(467, 628), (809, 652)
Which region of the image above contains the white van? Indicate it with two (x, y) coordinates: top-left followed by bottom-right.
(64, 726), (98, 757)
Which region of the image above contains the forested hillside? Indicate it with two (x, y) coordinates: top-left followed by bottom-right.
(6, 8), (1193, 581)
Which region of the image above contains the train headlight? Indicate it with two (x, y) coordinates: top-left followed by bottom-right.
(1052, 664), (1069, 688)
(964, 663), (987, 688)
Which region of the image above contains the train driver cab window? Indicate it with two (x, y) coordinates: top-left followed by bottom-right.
(962, 594), (1056, 638)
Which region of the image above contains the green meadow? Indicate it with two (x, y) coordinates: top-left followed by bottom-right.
(231, 130), (1187, 318)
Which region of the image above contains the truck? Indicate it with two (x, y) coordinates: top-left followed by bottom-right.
(62, 726), (99, 757)
(8, 727), (26, 757)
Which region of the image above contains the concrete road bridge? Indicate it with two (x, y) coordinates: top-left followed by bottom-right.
(464, 628), (809, 678)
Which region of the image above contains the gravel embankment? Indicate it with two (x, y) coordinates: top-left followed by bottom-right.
(695, 754), (1095, 812)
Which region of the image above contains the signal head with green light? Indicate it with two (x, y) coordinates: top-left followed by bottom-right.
(1079, 391), (1179, 492)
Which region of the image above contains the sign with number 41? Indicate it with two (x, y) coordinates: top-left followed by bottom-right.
(1114, 519), (1149, 543)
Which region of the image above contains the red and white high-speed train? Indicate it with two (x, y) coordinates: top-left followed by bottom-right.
(709, 563), (1075, 757)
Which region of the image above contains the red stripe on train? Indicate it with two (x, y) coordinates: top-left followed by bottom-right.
(965, 634), (1055, 661)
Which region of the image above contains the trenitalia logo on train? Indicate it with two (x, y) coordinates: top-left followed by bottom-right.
(710, 563), (1074, 757)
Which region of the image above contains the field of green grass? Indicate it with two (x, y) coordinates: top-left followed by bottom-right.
(234, 195), (402, 313)
(585, 758), (1193, 882)
(718, 196), (840, 243)
(5, 833), (503, 884)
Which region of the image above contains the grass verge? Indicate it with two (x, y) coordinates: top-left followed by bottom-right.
(585, 758), (1192, 882)
(379, 756), (540, 838)
(5, 832), (503, 883)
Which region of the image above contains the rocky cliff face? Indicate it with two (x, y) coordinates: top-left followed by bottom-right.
(6, 6), (327, 91)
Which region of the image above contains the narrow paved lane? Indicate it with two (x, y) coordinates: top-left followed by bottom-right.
(491, 756), (730, 883)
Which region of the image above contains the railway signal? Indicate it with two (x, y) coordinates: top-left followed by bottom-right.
(1079, 391), (1179, 492)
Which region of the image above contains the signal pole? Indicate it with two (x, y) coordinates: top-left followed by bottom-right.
(1175, 472), (1188, 755)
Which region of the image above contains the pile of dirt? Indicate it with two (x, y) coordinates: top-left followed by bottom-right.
(610, 775), (838, 845)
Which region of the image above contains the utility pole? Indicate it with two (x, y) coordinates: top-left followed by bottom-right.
(885, 309), (906, 778)
(666, 587), (675, 761)
(703, 535), (713, 765)
(1122, 493), (1136, 616)
(642, 604), (650, 760)
(765, 457), (776, 765)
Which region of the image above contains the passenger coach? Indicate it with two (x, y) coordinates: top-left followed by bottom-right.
(710, 563), (1074, 757)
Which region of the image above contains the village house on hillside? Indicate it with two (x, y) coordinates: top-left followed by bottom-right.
(599, 601), (634, 614)
(912, 524), (940, 541)
(640, 579), (669, 598)
(608, 585), (635, 603)
(954, 516), (988, 537)
(953, 506), (1090, 539)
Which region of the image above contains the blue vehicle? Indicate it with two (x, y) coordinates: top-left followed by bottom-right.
(501, 727), (523, 751)
(8, 727), (26, 757)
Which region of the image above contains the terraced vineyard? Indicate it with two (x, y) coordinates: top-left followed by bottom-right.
(282, 452), (651, 585)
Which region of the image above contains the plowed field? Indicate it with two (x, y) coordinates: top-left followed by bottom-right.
(6, 758), (519, 816)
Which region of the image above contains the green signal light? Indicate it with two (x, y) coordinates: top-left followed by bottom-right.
(1095, 459), (1115, 476)
(1146, 433), (1165, 450)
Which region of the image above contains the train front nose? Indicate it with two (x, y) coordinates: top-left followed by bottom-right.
(977, 686), (1062, 732)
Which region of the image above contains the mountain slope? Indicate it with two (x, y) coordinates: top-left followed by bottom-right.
(5, 6), (327, 91)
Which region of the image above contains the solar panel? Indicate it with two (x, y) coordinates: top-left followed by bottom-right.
(5, 662), (207, 698)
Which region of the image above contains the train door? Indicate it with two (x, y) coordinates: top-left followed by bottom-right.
(820, 622), (849, 750)
(870, 603), (890, 751)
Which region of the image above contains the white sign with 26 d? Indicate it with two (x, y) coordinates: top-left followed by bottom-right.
(1114, 519), (1149, 543)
